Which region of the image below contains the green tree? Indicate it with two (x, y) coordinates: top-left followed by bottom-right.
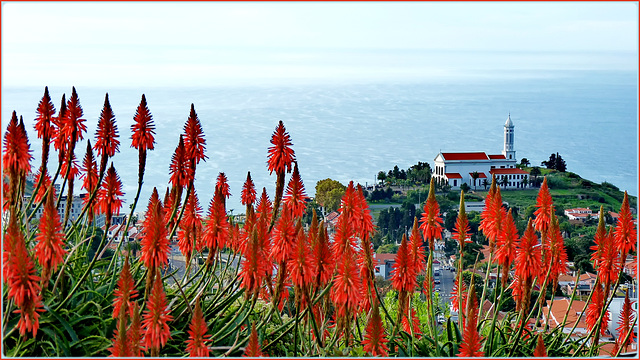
(315, 178), (346, 213)
(377, 171), (387, 185)
(460, 182), (471, 193)
(555, 153), (567, 172)
(520, 158), (530, 167)
(529, 167), (541, 186)
(542, 153), (557, 169)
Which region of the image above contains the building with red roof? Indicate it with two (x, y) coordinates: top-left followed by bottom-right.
(433, 115), (531, 190)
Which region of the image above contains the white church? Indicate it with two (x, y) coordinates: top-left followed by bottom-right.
(433, 114), (530, 190)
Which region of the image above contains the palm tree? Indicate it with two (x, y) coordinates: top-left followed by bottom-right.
(521, 175), (528, 188)
(501, 176), (509, 188)
(471, 171), (480, 191)
(482, 179), (489, 190)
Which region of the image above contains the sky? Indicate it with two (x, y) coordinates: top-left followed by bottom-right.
(1, 1), (638, 86)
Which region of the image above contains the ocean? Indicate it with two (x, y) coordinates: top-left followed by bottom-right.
(2, 69), (638, 214)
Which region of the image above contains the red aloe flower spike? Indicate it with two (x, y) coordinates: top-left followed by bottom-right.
(80, 140), (98, 222)
(131, 94), (156, 151)
(449, 276), (468, 313)
(289, 222), (314, 288)
(453, 192), (471, 251)
(457, 287), (483, 357)
(533, 176), (554, 236)
(33, 168), (53, 204)
(401, 310), (422, 338)
(34, 86), (57, 168)
(216, 172), (231, 200)
(419, 178), (443, 251)
(241, 171), (257, 207)
(586, 283), (610, 336)
(616, 289), (636, 353)
(495, 209), (518, 286)
(186, 297), (211, 357)
(203, 187), (230, 260)
(141, 189), (170, 270)
(112, 255), (138, 319)
(131, 94), (155, 184)
(169, 135), (190, 190)
(547, 214), (568, 290)
(533, 333), (547, 357)
(178, 190), (203, 264)
(128, 301), (145, 356)
(267, 120), (296, 226)
(96, 163), (124, 226)
(108, 326), (130, 357)
(61, 86), (87, 146)
(34, 188), (66, 283)
(267, 120), (295, 175)
(590, 208), (621, 289)
(256, 187), (273, 217)
(515, 219), (542, 282)
(142, 270), (173, 355)
(356, 184), (376, 239)
(60, 151), (80, 181)
(270, 203), (297, 263)
(392, 234), (414, 322)
(478, 174), (497, 239)
(480, 184), (506, 252)
(514, 219), (542, 312)
(358, 236), (376, 314)
(183, 104), (207, 165)
(392, 234), (416, 294)
(52, 94), (67, 159)
(312, 221), (334, 288)
(331, 208), (358, 257)
(283, 163), (308, 219)
(244, 322), (266, 357)
(289, 223), (314, 308)
(6, 217), (45, 337)
(408, 217), (425, 277)
(615, 191), (637, 261)
(330, 247), (362, 318)
(94, 93), (120, 176)
(240, 228), (269, 300)
(3, 111), (33, 181)
(339, 181), (359, 222)
(362, 300), (390, 357)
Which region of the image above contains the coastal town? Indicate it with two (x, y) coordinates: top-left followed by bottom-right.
(16, 114), (637, 357)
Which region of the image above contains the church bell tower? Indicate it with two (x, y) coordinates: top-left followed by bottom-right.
(502, 113), (516, 160)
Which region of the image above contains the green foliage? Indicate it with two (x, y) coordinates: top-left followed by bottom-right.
(377, 243), (399, 254)
(315, 178), (346, 212)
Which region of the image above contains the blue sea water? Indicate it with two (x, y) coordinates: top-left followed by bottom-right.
(2, 70), (638, 214)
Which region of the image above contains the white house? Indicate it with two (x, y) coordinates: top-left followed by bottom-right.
(565, 207), (600, 221)
(433, 114), (530, 191)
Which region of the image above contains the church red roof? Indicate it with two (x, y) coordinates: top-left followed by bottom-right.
(441, 152), (489, 161)
(445, 173), (463, 179)
(488, 154), (506, 160)
(489, 168), (528, 175)
(469, 172), (487, 178)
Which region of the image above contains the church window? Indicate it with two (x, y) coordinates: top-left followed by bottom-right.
(509, 155), (512, 159)
(453, 180), (457, 187)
